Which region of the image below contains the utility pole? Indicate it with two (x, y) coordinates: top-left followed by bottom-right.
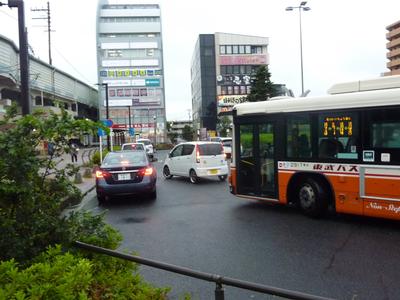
(31, 1), (52, 65)
(2, 0), (31, 115)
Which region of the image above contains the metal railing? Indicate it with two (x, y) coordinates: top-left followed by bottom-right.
(74, 241), (333, 300)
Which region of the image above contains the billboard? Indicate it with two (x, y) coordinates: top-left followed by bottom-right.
(217, 95), (248, 107)
(219, 55), (268, 65)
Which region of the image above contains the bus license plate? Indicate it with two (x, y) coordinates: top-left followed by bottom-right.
(209, 169), (218, 175)
(118, 173), (131, 180)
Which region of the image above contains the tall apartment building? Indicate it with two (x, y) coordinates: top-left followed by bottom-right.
(191, 32), (287, 135)
(96, 1), (166, 142)
(385, 20), (400, 76)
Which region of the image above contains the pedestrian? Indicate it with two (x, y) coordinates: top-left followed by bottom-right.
(71, 143), (79, 163)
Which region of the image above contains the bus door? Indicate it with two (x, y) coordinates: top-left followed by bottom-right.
(237, 122), (276, 198)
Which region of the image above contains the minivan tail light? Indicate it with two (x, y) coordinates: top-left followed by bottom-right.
(196, 145), (200, 163)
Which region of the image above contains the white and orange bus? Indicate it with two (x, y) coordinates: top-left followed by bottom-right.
(229, 76), (400, 220)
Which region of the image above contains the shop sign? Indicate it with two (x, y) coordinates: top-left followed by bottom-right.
(217, 95), (248, 107)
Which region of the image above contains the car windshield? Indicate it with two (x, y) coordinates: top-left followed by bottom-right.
(222, 140), (232, 147)
(198, 143), (223, 156)
(102, 151), (148, 167)
(138, 140), (151, 145)
(122, 143), (145, 151)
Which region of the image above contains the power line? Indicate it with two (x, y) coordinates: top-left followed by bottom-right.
(52, 46), (93, 84)
(31, 1), (52, 65)
(0, 8), (17, 21)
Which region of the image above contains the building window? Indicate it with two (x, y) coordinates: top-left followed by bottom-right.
(124, 89), (131, 96)
(232, 45), (239, 54)
(221, 86), (227, 95)
(220, 45), (226, 54)
(233, 65), (240, 74)
(227, 86), (233, 95)
(246, 86), (252, 94)
(132, 89), (139, 96)
(245, 45), (251, 54)
(226, 46), (232, 54)
(239, 45), (245, 54)
(240, 85), (246, 94)
(234, 86), (239, 95)
(140, 88), (147, 96)
(109, 89), (116, 97)
(220, 65), (227, 75)
(226, 65), (233, 74)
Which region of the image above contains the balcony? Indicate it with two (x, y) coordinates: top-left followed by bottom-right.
(386, 26), (400, 40)
(387, 47), (400, 59)
(387, 57), (400, 69)
(386, 38), (400, 50)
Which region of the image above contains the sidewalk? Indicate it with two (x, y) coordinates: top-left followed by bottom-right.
(54, 147), (98, 198)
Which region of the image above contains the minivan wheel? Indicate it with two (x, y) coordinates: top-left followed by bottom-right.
(163, 166), (173, 179)
(97, 195), (106, 206)
(218, 175), (227, 182)
(189, 169), (198, 184)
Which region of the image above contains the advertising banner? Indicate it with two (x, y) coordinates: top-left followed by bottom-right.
(219, 54), (268, 65)
(217, 95), (248, 107)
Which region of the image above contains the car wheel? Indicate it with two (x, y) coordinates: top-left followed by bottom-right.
(218, 175), (227, 182)
(97, 195), (106, 206)
(298, 178), (328, 218)
(163, 166), (173, 179)
(189, 169), (198, 184)
(149, 189), (157, 199)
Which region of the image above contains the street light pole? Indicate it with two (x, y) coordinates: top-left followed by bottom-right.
(286, 1), (310, 96)
(3, 0), (31, 115)
(153, 115), (157, 146)
(96, 82), (110, 151)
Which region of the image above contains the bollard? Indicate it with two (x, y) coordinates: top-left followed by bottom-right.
(74, 172), (83, 184)
(215, 282), (225, 300)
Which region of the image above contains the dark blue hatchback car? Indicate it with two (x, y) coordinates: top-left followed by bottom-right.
(96, 151), (157, 204)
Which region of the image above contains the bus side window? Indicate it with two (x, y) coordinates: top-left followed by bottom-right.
(286, 116), (312, 158)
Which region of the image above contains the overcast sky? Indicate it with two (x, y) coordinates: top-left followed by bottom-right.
(0, 0), (399, 120)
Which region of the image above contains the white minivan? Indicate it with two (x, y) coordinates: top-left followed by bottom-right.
(163, 141), (228, 184)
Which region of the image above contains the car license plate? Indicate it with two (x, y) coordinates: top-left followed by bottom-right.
(118, 173), (131, 180)
(209, 169), (218, 175)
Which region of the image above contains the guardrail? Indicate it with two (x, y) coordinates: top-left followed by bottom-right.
(74, 241), (334, 300)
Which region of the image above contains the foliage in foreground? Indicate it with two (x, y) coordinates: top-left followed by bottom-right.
(0, 106), (169, 298)
(0, 245), (169, 300)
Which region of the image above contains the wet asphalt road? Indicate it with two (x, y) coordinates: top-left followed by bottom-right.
(84, 150), (400, 300)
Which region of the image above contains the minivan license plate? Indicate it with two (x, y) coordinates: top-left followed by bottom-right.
(118, 173), (131, 180)
(209, 169), (218, 175)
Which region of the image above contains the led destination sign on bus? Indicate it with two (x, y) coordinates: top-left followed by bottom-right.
(323, 116), (353, 137)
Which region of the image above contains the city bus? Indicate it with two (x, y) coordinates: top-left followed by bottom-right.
(228, 76), (400, 220)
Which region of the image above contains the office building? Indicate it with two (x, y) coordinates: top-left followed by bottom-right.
(96, 1), (166, 142)
(191, 32), (288, 135)
(385, 20), (400, 76)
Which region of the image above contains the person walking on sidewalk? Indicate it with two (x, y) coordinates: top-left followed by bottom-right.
(70, 143), (79, 163)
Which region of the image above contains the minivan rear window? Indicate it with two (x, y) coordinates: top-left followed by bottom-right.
(198, 143), (223, 156)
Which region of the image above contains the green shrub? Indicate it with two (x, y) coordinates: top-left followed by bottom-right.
(0, 245), (169, 299)
(156, 143), (174, 150)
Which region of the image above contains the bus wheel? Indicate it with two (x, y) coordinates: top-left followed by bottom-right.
(298, 178), (328, 218)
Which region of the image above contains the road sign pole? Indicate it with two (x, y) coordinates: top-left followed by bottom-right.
(99, 136), (103, 163)
(110, 128), (114, 152)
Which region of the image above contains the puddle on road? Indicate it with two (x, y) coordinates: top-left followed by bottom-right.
(121, 217), (148, 223)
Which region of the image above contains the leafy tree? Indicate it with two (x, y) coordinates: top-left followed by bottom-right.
(167, 131), (178, 144)
(247, 65), (278, 102)
(216, 116), (232, 137)
(181, 125), (194, 141)
(0, 105), (103, 263)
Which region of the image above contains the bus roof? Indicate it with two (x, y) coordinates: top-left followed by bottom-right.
(234, 87), (400, 116)
(327, 75), (400, 94)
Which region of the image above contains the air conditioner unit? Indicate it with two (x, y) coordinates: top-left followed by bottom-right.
(0, 99), (12, 106)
